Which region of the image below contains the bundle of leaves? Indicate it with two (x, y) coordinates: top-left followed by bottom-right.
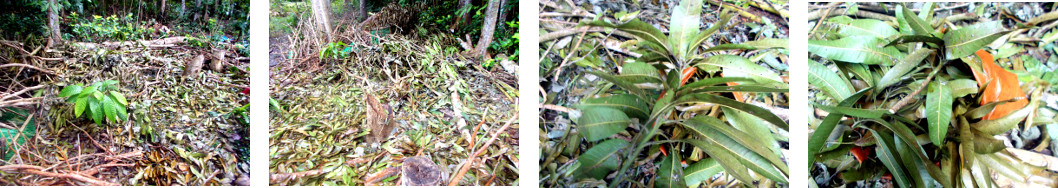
(540, 0), (790, 187)
(58, 80), (128, 125)
(808, 2), (1058, 187)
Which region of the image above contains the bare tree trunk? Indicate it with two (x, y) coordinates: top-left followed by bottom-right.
(358, 0), (367, 22)
(194, 0), (202, 21)
(310, 0), (332, 42)
(473, 0), (501, 59)
(161, 0), (167, 16)
(47, 0), (61, 47)
(497, 0), (509, 35)
(181, 0), (186, 18)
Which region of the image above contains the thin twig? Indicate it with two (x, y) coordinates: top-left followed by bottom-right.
(0, 165), (118, 186)
(448, 113), (518, 186)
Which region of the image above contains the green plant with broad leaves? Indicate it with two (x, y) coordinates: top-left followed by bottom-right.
(320, 42), (353, 60)
(807, 3), (1054, 187)
(58, 80), (128, 125)
(568, 0), (790, 186)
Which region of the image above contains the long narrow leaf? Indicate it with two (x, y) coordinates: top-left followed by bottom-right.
(926, 81), (953, 146)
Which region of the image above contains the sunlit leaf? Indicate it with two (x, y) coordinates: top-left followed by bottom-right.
(944, 21), (1011, 59)
(808, 60), (854, 101)
(682, 116), (787, 183)
(674, 93), (788, 131)
(58, 85), (83, 98)
(901, 5), (935, 37)
(683, 158), (722, 187)
(808, 36), (904, 65)
(695, 55), (784, 84)
(668, 0), (702, 61)
(704, 38), (788, 52)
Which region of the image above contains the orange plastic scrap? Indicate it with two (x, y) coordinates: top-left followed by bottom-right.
(658, 67), (698, 100)
(971, 49), (1027, 120)
(719, 73), (746, 102)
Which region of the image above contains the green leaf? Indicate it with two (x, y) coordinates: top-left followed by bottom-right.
(668, 0), (703, 61)
(947, 79), (979, 98)
(808, 89), (869, 167)
(944, 21), (1012, 60)
(812, 104), (888, 119)
(684, 138), (753, 183)
(926, 81), (953, 146)
(704, 38), (788, 52)
(722, 107), (782, 160)
(808, 60), (854, 101)
(674, 93), (788, 131)
(870, 129), (912, 188)
(586, 71), (651, 99)
(695, 55), (784, 84)
(678, 77), (757, 95)
(682, 116), (787, 183)
(58, 85), (83, 98)
(972, 129), (1005, 153)
(576, 107), (631, 142)
(616, 62), (663, 84)
(971, 99), (1036, 135)
(74, 97), (87, 117)
(683, 158), (723, 187)
(901, 5), (935, 37)
(878, 48), (933, 89)
(116, 102), (128, 121)
(690, 9), (733, 57)
(830, 19), (899, 39)
(808, 36), (904, 65)
(101, 80), (118, 86)
(78, 85), (97, 98)
(680, 84), (788, 94)
(584, 19), (671, 61)
(655, 152), (682, 188)
(109, 91), (127, 106)
(578, 94), (651, 121)
(89, 97), (102, 125)
(101, 96), (117, 122)
(885, 35), (945, 47)
(575, 139), (630, 179)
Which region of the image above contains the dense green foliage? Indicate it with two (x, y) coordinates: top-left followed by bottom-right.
(58, 80), (129, 125)
(0, 1), (49, 40)
(0, 0), (249, 42)
(68, 13), (156, 42)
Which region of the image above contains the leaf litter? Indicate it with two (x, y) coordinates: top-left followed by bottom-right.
(268, 2), (519, 186)
(0, 36), (250, 186)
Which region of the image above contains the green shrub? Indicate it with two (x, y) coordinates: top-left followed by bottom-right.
(58, 80), (128, 125)
(69, 13), (152, 42)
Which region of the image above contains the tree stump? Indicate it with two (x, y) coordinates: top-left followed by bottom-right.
(184, 54), (205, 77)
(400, 156), (442, 186)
